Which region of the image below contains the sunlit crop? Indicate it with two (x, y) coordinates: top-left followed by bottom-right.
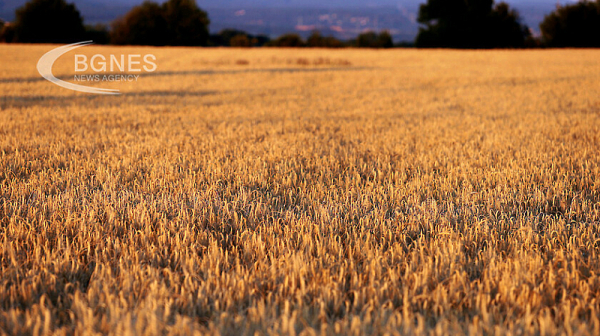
(1, 45), (599, 335)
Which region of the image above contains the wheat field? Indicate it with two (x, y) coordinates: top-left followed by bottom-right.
(1, 45), (600, 335)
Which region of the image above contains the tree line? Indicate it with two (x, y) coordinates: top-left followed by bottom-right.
(1, 0), (599, 48)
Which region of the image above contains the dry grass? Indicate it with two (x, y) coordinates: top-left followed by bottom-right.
(1, 45), (600, 335)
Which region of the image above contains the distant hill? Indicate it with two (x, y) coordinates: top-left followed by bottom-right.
(0, 0), (570, 41)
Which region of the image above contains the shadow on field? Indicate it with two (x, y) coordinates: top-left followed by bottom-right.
(0, 66), (374, 84)
(0, 90), (227, 109)
(0, 66), (375, 108)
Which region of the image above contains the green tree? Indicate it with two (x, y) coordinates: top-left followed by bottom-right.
(11, 0), (85, 43)
(111, 0), (210, 46)
(210, 29), (270, 47)
(356, 31), (377, 48)
(416, 0), (530, 48)
(356, 31), (393, 48)
(270, 34), (305, 47)
(85, 24), (110, 45)
(540, 0), (600, 47)
(211, 29), (246, 46)
(230, 34), (251, 47)
(377, 30), (394, 48)
(162, 0), (210, 46)
(306, 31), (324, 47)
(111, 1), (167, 46)
(307, 31), (345, 48)
(0, 22), (14, 43)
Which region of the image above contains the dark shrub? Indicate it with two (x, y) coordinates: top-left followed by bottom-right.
(11, 0), (85, 43)
(540, 0), (600, 47)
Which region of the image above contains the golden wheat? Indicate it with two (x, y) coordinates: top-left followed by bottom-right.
(1, 45), (600, 335)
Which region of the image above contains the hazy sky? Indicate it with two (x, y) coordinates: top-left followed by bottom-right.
(0, 0), (579, 37)
(0, 0), (579, 9)
(122, 0), (576, 7)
